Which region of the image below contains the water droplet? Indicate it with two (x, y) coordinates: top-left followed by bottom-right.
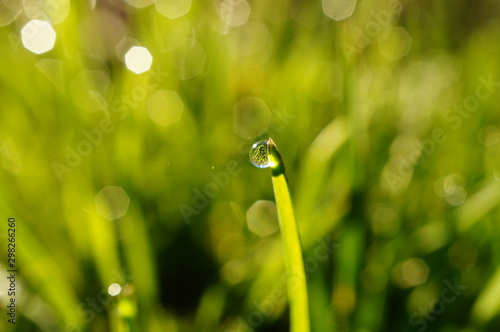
(249, 140), (270, 168)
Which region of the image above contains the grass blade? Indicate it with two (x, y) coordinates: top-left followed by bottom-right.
(251, 137), (310, 332)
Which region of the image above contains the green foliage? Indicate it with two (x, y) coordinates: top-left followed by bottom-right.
(256, 137), (310, 332)
(0, 1), (500, 332)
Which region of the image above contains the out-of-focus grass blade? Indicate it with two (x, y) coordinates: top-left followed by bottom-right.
(194, 284), (226, 330)
(19, 222), (84, 329)
(471, 266), (500, 324)
(455, 181), (500, 233)
(296, 117), (349, 245)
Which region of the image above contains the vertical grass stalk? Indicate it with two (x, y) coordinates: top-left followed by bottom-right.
(250, 138), (310, 332)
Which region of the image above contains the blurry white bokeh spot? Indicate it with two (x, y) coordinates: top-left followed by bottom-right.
(0, 0), (24, 26)
(156, 0), (192, 19)
(125, 46), (153, 74)
(479, 125), (500, 146)
(378, 27), (412, 60)
(108, 283), (122, 296)
(434, 174), (467, 206)
(24, 0), (70, 25)
(125, 0), (154, 9)
(95, 186), (130, 220)
(322, 0), (357, 21)
(246, 200), (279, 237)
(219, 0), (251, 27)
(21, 20), (56, 54)
(148, 90), (184, 126)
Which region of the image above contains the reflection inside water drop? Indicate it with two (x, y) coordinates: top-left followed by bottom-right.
(249, 140), (270, 168)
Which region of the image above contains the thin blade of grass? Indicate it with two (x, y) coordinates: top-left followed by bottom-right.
(268, 138), (310, 332)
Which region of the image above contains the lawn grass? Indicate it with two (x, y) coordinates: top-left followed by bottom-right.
(1, 1), (500, 332)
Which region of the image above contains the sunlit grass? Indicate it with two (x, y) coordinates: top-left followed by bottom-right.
(250, 137), (310, 331)
(0, 1), (500, 331)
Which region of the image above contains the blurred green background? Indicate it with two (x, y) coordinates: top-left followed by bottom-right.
(1, 0), (500, 331)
